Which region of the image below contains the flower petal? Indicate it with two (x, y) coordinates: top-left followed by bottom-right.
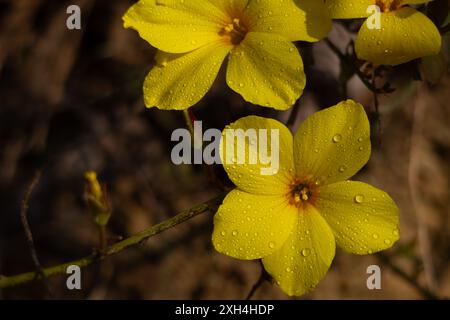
(246, 0), (331, 42)
(213, 0), (249, 13)
(226, 32), (306, 110)
(356, 7), (442, 66)
(293, 100), (371, 186)
(262, 205), (335, 296)
(143, 42), (231, 110)
(212, 189), (298, 260)
(326, 0), (375, 19)
(401, 0), (434, 4)
(220, 116), (295, 195)
(123, 0), (226, 53)
(316, 181), (400, 255)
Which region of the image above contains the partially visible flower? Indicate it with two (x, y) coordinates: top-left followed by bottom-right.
(123, 0), (331, 110)
(212, 100), (400, 296)
(326, 0), (441, 66)
(84, 171), (111, 227)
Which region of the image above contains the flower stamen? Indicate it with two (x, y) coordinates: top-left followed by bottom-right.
(291, 182), (314, 207)
(376, 0), (402, 12)
(220, 18), (248, 45)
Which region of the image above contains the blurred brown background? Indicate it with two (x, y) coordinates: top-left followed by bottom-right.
(0, 0), (449, 299)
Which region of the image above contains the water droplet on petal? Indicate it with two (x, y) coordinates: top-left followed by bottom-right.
(354, 194), (365, 204)
(332, 134), (342, 143)
(301, 248), (311, 257)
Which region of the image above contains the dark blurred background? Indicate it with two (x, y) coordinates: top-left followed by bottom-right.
(0, 0), (449, 299)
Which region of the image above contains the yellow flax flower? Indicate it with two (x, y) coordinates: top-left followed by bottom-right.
(213, 100), (399, 296)
(326, 0), (441, 65)
(123, 0), (331, 110)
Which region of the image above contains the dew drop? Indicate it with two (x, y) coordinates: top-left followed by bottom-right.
(354, 194), (365, 204)
(301, 248), (311, 257)
(392, 228), (399, 237)
(332, 134), (342, 143)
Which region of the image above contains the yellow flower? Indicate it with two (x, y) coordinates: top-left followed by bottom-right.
(212, 100), (400, 296)
(84, 171), (111, 227)
(326, 0), (441, 66)
(123, 0), (331, 110)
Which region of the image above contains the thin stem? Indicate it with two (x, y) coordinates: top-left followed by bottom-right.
(182, 109), (194, 135)
(20, 171), (43, 274)
(0, 194), (225, 289)
(99, 226), (107, 254)
(325, 38), (378, 93)
(245, 264), (269, 300)
(19, 170), (52, 296)
(377, 253), (438, 300)
(286, 101), (301, 130)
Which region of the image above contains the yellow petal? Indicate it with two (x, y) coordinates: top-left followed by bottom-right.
(226, 32), (306, 110)
(123, 0), (226, 53)
(212, 189), (298, 260)
(293, 100), (371, 186)
(246, 0), (332, 42)
(401, 0), (434, 4)
(144, 42), (231, 110)
(213, 0), (249, 13)
(262, 205), (335, 296)
(326, 0), (375, 19)
(220, 116), (295, 195)
(316, 181), (400, 254)
(356, 7), (442, 66)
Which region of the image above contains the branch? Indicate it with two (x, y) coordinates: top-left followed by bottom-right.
(324, 38), (378, 93)
(0, 194), (225, 289)
(245, 262), (270, 300)
(286, 101), (301, 130)
(377, 253), (438, 300)
(19, 170), (53, 296)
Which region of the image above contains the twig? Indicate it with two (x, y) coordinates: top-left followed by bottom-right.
(325, 38), (378, 93)
(0, 193), (225, 289)
(19, 170), (52, 295)
(286, 101), (301, 130)
(245, 263), (270, 300)
(371, 71), (383, 145)
(98, 226), (107, 254)
(377, 253), (438, 300)
(408, 96), (438, 293)
(182, 109), (195, 135)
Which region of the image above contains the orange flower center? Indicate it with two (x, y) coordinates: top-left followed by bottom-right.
(289, 180), (318, 209)
(376, 0), (402, 12)
(220, 18), (248, 45)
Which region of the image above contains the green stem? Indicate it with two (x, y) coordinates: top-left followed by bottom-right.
(183, 109), (194, 135)
(0, 194), (225, 289)
(324, 38), (378, 93)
